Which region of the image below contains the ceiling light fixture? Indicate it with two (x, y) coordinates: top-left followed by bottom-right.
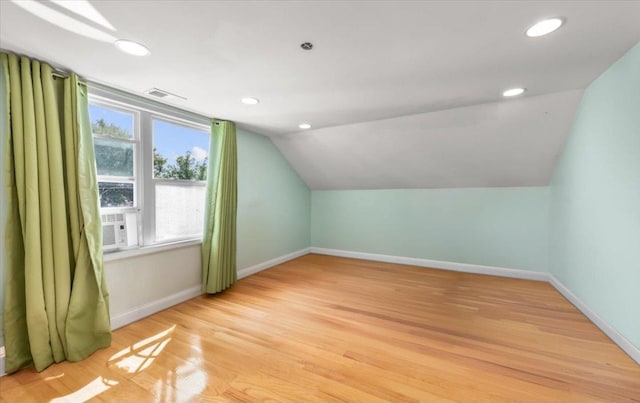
(526, 18), (564, 37)
(114, 39), (150, 56)
(299, 123), (312, 129)
(502, 88), (526, 97)
(241, 97), (259, 105)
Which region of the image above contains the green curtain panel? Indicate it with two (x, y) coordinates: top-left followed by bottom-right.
(202, 120), (238, 294)
(1, 52), (111, 373)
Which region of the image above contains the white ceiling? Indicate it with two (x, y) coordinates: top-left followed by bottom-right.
(1, 1), (639, 189)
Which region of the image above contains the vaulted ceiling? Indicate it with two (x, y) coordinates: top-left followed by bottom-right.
(1, 1), (639, 189)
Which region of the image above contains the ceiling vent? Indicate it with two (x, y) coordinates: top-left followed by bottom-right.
(147, 88), (168, 98)
(145, 88), (187, 101)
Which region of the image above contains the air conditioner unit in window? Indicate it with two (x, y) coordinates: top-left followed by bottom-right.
(102, 213), (128, 249)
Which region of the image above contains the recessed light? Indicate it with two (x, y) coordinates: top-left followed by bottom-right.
(241, 97), (259, 105)
(299, 123), (312, 129)
(503, 88), (526, 97)
(526, 18), (564, 37)
(114, 39), (150, 56)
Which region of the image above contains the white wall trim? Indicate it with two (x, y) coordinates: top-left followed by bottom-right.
(310, 247), (550, 281)
(238, 247), (312, 279)
(109, 247), (312, 331)
(310, 247), (640, 365)
(104, 239), (201, 262)
(3, 247), (637, 377)
(548, 274), (640, 365)
(0, 346), (5, 377)
(110, 285), (203, 330)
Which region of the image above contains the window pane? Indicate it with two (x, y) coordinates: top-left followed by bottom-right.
(153, 120), (209, 180)
(94, 138), (134, 177)
(155, 184), (205, 241)
(89, 104), (134, 139)
(98, 182), (134, 208)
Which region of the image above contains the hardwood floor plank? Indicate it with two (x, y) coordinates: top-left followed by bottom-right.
(1, 254), (639, 401)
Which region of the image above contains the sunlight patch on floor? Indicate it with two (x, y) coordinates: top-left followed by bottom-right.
(108, 325), (176, 374)
(49, 376), (118, 402)
(43, 373), (64, 381)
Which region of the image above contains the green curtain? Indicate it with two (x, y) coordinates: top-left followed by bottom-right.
(202, 119), (237, 294)
(1, 52), (111, 373)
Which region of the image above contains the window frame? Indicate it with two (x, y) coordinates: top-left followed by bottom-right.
(88, 84), (211, 253)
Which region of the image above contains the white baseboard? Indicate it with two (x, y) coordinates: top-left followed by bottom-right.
(3, 247), (637, 377)
(110, 247), (312, 331)
(309, 247), (640, 365)
(310, 247), (549, 281)
(237, 247), (311, 279)
(548, 274), (640, 364)
(0, 346), (5, 377)
(110, 285), (203, 330)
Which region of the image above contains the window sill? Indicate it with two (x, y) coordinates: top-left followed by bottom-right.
(103, 238), (202, 263)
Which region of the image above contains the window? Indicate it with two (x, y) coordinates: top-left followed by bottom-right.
(90, 103), (140, 250)
(90, 104), (137, 208)
(88, 86), (210, 251)
(152, 119), (209, 241)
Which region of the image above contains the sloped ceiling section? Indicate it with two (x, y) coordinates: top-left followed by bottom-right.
(271, 90), (584, 189)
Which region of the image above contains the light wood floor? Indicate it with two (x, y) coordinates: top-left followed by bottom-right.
(1, 254), (639, 401)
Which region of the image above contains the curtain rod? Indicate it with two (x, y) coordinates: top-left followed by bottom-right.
(0, 49), (83, 83)
(51, 71), (67, 79)
(51, 70), (86, 86)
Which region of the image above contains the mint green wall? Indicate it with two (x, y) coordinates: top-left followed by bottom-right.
(549, 43), (640, 349)
(237, 128), (311, 269)
(312, 187), (549, 271)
